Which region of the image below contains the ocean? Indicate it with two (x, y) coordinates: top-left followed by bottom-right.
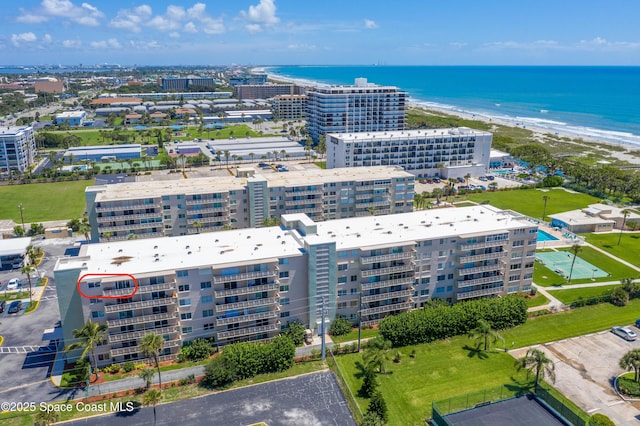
(268, 66), (640, 147)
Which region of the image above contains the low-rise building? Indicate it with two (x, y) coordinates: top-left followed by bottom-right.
(549, 203), (640, 233)
(64, 144), (141, 163)
(55, 111), (87, 127)
(55, 205), (536, 366)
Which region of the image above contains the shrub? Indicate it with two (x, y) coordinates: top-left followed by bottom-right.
(104, 364), (121, 374)
(610, 287), (629, 307)
(367, 391), (389, 423)
(329, 315), (353, 336)
(359, 368), (379, 398)
(202, 357), (235, 389)
(178, 338), (215, 362)
(134, 362), (147, 370)
(282, 320), (306, 346)
(123, 361), (135, 373)
(588, 413), (615, 426)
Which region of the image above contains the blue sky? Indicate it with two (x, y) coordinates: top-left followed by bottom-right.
(2, 0), (640, 66)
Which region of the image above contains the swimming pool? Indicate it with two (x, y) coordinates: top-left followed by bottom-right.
(537, 229), (559, 242)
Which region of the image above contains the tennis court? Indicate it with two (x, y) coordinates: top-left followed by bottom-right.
(536, 251), (609, 280)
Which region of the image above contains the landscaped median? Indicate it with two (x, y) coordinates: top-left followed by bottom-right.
(25, 277), (48, 314)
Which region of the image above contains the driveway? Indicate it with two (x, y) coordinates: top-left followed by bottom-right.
(511, 330), (640, 424)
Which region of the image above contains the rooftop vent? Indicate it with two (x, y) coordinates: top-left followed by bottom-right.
(215, 239), (219, 242)
(187, 251), (192, 255)
(154, 245), (158, 249)
(118, 249), (123, 253)
(185, 245), (190, 249)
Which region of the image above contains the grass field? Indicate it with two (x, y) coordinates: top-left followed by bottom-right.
(331, 328), (380, 344)
(585, 232), (640, 268)
(525, 293), (549, 308)
(0, 180), (93, 222)
(549, 285), (618, 305)
(464, 188), (601, 219)
(334, 336), (531, 426)
(533, 262), (568, 287)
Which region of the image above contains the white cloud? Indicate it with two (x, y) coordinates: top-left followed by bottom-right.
(364, 19), (378, 29)
(90, 38), (121, 49)
(128, 40), (162, 50)
(62, 39), (82, 48)
(11, 32), (37, 47)
(16, 10), (48, 24)
(288, 43), (317, 50)
(242, 0), (279, 32)
(450, 42), (467, 49)
(184, 22), (198, 33)
(169, 32), (181, 39)
(201, 17), (225, 34)
(43, 34), (52, 43)
(17, 0), (104, 27)
(575, 37), (640, 50)
(110, 5), (152, 32)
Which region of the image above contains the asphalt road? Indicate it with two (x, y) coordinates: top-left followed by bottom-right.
(65, 370), (355, 426)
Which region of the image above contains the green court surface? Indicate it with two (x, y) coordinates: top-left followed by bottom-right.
(535, 251), (609, 280)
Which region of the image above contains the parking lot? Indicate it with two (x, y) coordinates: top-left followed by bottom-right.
(511, 329), (640, 424)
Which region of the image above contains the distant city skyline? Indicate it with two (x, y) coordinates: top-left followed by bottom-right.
(2, 0), (640, 66)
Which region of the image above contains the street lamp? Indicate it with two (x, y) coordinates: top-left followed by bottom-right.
(592, 269), (597, 280)
(18, 203), (25, 232)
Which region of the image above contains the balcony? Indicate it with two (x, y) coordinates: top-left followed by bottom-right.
(186, 197), (227, 205)
(98, 221), (161, 233)
(361, 264), (414, 278)
(215, 297), (279, 312)
(103, 281), (175, 297)
(214, 282), (278, 298)
(460, 240), (507, 251)
(361, 276), (415, 291)
(186, 206), (227, 215)
(456, 287), (504, 301)
(97, 212), (160, 222)
(187, 216), (225, 225)
(458, 264), (504, 276)
(215, 310), (279, 326)
(110, 339), (180, 357)
(361, 289), (413, 304)
(104, 297), (176, 313)
(459, 252), (505, 263)
(95, 202), (160, 213)
(285, 198), (321, 206)
(216, 323), (280, 341)
(457, 275), (504, 289)
(108, 326), (180, 344)
(213, 270), (277, 284)
(360, 251), (415, 265)
(360, 302), (413, 316)
(356, 200), (391, 208)
(285, 189), (323, 197)
(107, 312), (176, 328)
(285, 207), (323, 214)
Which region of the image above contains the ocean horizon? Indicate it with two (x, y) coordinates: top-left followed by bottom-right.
(267, 65), (640, 148)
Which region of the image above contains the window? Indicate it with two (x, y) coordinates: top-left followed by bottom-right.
(179, 298), (191, 306)
(180, 312), (192, 320)
(338, 263), (348, 271)
(281, 298), (290, 305)
(88, 282), (101, 288)
(177, 270), (189, 277)
(510, 263), (522, 270)
(338, 251), (348, 258)
(350, 300), (358, 307)
(89, 298), (101, 304)
(203, 309), (214, 317)
(91, 311), (104, 318)
(201, 295), (213, 304)
(338, 289), (347, 296)
(447, 273), (454, 280)
(182, 327), (193, 334)
(279, 285), (289, 292)
(509, 274), (520, 282)
(437, 275), (445, 282)
(279, 271), (289, 278)
(436, 287), (445, 294)
(437, 262), (444, 270)
(350, 288), (358, 294)
(338, 277), (347, 284)
(178, 284), (190, 292)
(200, 281), (212, 289)
(280, 311), (290, 318)
(420, 289), (429, 296)
(512, 240), (524, 247)
(279, 258), (289, 265)
(421, 277), (430, 284)
(204, 323), (214, 331)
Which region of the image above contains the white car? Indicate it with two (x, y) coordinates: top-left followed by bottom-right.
(6, 278), (21, 290)
(612, 326), (637, 341)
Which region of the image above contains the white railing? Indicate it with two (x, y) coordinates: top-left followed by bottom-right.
(360, 302), (412, 316)
(457, 276), (503, 288)
(104, 296), (176, 313)
(456, 287), (504, 300)
(460, 240), (507, 251)
(213, 270), (277, 284)
(459, 252), (505, 263)
(108, 326), (180, 343)
(215, 297), (279, 312)
(361, 264), (414, 278)
(110, 339), (180, 357)
(360, 251), (415, 264)
(214, 282), (278, 298)
(107, 312), (176, 328)
(216, 323), (279, 340)
(361, 289), (413, 304)
(215, 310), (279, 326)
(361, 277), (414, 291)
(103, 281), (175, 296)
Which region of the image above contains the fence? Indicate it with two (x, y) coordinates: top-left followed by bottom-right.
(431, 384), (524, 423)
(535, 384), (588, 426)
(326, 349), (363, 424)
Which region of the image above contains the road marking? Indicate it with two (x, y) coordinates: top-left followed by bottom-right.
(0, 345), (57, 354)
(0, 379), (50, 394)
(587, 408), (601, 413)
(607, 400), (625, 407)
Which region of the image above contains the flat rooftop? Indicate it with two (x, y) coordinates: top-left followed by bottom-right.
(549, 210), (615, 226)
(328, 127), (492, 142)
(0, 237), (32, 257)
(90, 166), (412, 202)
(0, 125), (32, 136)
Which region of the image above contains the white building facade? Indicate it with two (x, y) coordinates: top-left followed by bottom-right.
(326, 127), (493, 178)
(55, 205), (537, 367)
(0, 125), (36, 174)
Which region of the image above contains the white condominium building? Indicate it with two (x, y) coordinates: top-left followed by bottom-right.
(55, 205), (536, 367)
(306, 78), (406, 142)
(86, 166), (415, 242)
(0, 125), (36, 174)
(326, 127), (493, 179)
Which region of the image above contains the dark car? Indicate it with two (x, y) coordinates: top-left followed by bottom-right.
(635, 318), (640, 328)
(8, 300), (22, 314)
(456, 177), (465, 183)
(0, 300), (6, 313)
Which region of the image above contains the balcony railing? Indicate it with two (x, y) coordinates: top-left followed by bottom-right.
(285, 188), (323, 197)
(360, 302), (413, 316)
(216, 323), (280, 340)
(355, 200), (390, 208)
(361, 264), (414, 278)
(215, 297), (279, 312)
(98, 222), (161, 232)
(456, 287), (504, 301)
(186, 216), (225, 225)
(460, 240), (507, 251)
(285, 198), (321, 206)
(95, 202), (160, 213)
(97, 212), (160, 222)
(110, 339), (180, 357)
(186, 206), (226, 215)
(215, 310), (279, 326)
(102, 281), (175, 297)
(214, 282), (278, 298)
(459, 252), (505, 263)
(186, 197), (227, 205)
(285, 206), (323, 214)
(457, 275), (504, 288)
(458, 264), (503, 276)
(108, 326), (180, 344)
(361, 289), (413, 304)
(107, 312), (176, 328)
(361, 276), (415, 291)
(213, 270), (277, 284)
(360, 251), (415, 265)
(104, 297), (176, 313)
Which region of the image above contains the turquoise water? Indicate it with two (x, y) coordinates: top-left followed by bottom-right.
(537, 230), (559, 242)
(269, 66), (640, 147)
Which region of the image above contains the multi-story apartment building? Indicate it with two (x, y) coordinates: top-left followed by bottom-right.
(228, 74), (268, 86)
(306, 78), (406, 142)
(160, 78), (218, 91)
(55, 205), (536, 366)
(271, 95), (307, 120)
(85, 166), (415, 242)
(0, 125), (36, 174)
(235, 84), (298, 100)
(326, 127), (493, 179)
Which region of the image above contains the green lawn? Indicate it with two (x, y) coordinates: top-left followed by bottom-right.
(464, 188), (601, 219)
(549, 285), (618, 305)
(331, 328), (380, 344)
(333, 336), (531, 425)
(0, 180), (93, 222)
(533, 262), (567, 287)
(585, 232), (640, 268)
(525, 293), (549, 308)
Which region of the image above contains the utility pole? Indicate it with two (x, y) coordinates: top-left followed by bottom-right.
(18, 203), (25, 233)
(357, 290), (362, 352)
(321, 296), (326, 361)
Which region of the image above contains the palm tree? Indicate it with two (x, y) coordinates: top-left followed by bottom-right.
(618, 209), (631, 246)
(468, 319), (504, 351)
(620, 349), (640, 384)
(367, 206), (376, 216)
(63, 320), (107, 383)
(27, 245), (43, 275)
(489, 182), (498, 192)
(142, 389), (162, 426)
(102, 231), (113, 241)
(139, 367), (156, 389)
(249, 152), (255, 163)
(215, 151), (223, 168)
(432, 187), (443, 205)
(223, 150), (230, 168)
(34, 408), (59, 426)
(140, 333), (165, 390)
(567, 243), (582, 284)
(192, 220), (202, 234)
(464, 173), (471, 186)
(79, 219), (91, 242)
(363, 337), (392, 374)
(542, 195), (550, 221)
(21, 264), (34, 304)
(515, 348), (555, 388)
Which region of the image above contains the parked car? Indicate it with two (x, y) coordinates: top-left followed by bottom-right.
(486, 175), (495, 180)
(0, 300), (6, 313)
(7, 278), (21, 290)
(635, 318), (640, 328)
(8, 300), (23, 314)
(456, 177), (465, 183)
(612, 326), (637, 341)
(432, 178), (441, 183)
(479, 176), (488, 181)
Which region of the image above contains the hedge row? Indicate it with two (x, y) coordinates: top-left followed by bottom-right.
(378, 295), (527, 347)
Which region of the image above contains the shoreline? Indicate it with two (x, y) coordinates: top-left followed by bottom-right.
(258, 67), (640, 164)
